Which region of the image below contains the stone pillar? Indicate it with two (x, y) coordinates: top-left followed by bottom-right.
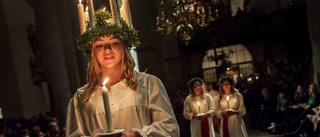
(306, 0), (320, 85)
(33, 0), (73, 124)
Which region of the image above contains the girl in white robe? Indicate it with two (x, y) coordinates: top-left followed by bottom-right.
(65, 10), (179, 137)
(215, 76), (248, 137)
(183, 77), (216, 137)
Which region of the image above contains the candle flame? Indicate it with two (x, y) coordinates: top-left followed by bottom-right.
(197, 101), (200, 106)
(226, 96), (229, 101)
(79, 0), (81, 4)
(85, 6), (88, 11)
(102, 77), (109, 87)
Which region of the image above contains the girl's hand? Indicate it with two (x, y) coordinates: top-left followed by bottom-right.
(292, 105), (299, 109)
(221, 111), (229, 117)
(121, 129), (141, 137)
(204, 113), (211, 117)
(304, 105), (310, 110)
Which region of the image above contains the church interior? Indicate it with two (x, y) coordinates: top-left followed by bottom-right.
(1, 0), (320, 136)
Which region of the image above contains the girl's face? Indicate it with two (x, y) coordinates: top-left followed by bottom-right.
(93, 36), (123, 71)
(193, 81), (202, 96)
(202, 83), (208, 91)
(279, 92), (285, 98)
(222, 80), (231, 94)
(309, 84), (315, 94)
(296, 85), (302, 93)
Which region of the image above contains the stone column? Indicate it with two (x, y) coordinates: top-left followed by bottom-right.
(307, 0), (320, 85)
(32, 0), (74, 124)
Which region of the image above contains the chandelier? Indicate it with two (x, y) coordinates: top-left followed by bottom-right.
(204, 48), (234, 65)
(154, 0), (244, 46)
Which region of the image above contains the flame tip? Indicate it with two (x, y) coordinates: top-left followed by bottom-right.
(102, 77), (109, 86)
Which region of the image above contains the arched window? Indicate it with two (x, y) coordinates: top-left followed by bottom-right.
(202, 44), (254, 83)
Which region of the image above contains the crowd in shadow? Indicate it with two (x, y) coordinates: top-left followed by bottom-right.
(0, 113), (64, 137)
(244, 80), (320, 137)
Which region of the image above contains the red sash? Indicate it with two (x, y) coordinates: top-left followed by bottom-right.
(201, 115), (220, 137)
(213, 115), (220, 133)
(201, 116), (210, 137)
(222, 116), (230, 137)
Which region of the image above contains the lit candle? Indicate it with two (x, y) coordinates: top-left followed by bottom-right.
(109, 0), (120, 24)
(120, 5), (126, 23)
(77, 0), (85, 34)
(197, 101), (201, 113)
(101, 78), (114, 132)
(86, 0), (95, 28)
(122, 0), (132, 27)
(226, 96), (230, 109)
(84, 7), (89, 29)
(201, 6), (205, 14)
(0, 107), (3, 119)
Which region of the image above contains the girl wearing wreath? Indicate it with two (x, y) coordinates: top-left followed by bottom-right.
(65, 10), (179, 137)
(215, 76), (248, 137)
(183, 77), (216, 137)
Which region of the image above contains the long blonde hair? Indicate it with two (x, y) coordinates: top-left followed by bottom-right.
(82, 40), (138, 103)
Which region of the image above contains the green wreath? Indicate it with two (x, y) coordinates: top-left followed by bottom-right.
(76, 9), (140, 57)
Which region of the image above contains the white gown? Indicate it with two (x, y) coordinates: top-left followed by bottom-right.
(65, 72), (180, 137)
(215, 93), (248, 137)
(183, 93), (216, 137)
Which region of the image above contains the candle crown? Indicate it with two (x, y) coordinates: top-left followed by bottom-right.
(77, 9), (140, 57)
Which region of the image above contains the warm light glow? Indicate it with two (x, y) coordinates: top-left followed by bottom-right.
(85, 6), (88, 11)
(226, 96), (229, 101)
(102, 77), (109, 86)
(197, 101), (200, 106)
(79, 0), (81, 4)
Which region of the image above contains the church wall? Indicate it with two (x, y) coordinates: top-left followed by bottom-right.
(130, 0), (188, 91)
(0, 0), (50, 119)
(0, 0), (23, 119)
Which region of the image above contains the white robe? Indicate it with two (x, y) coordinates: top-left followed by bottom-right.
(215, 93), (248, 137)
(65, 72), (179, 137)
(205, 90), (219, 99)
(183, 94), (216, 137)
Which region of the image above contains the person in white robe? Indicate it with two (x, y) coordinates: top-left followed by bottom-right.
(203, 80), (220, 137)
(203, 81), (220, 98)
(215, 76), (248, 137)
(183, 77), (216, 137)
(65, 10), (179, 137)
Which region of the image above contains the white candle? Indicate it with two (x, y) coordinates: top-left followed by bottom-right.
(101, 78), (114, 132)
(226, 96), (230, 109)
(0, 107), (3, 119)
(120, 6), (126, 22)
(197, 101), (201, 113)
(84, 7), (89, 29)
(122, 0), (132, 27)
(77, 0), (85, 34)
(86, 0), (95, 28)
(109, 0), (120, 25)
